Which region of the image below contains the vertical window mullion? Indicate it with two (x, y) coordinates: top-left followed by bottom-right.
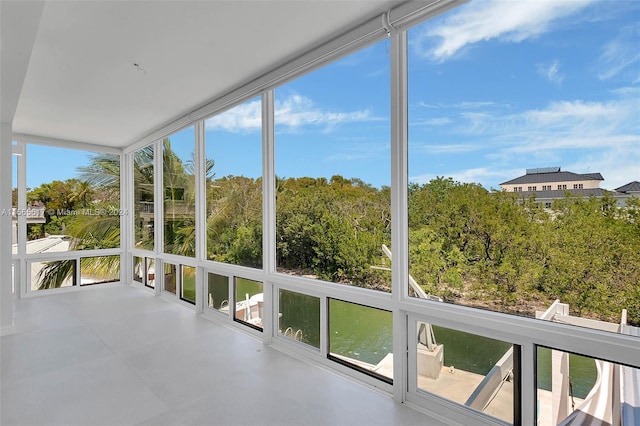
(390, 26), (409, 403)
(195, 120), (205, 313)
(521, 343), (535, 425)
(262, 90), (275, 343)
(17, 143), (27, 298)
(122, 151), (132, 285)
(154, 139), (163, 296)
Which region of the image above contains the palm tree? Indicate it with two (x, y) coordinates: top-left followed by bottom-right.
(36, 152), (121, 289)
(36, 139), (210, 288)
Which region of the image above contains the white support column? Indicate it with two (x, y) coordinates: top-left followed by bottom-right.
(154, 139), (163, 296)
(390, 26), (409, 403)
(194, 120), (205, 314)
(552, 350), (571, 424)
(262, 90), (275, 344)
(1, 122), (14, 329)
(521, 343), (536, 426)
(121, 151), (131, 285)
(16, 142), (26, 297)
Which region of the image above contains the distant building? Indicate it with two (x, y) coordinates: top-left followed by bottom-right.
(500, 167), (638, 207)
(11, 205), (46, 245)
(613, 181), (640, 207)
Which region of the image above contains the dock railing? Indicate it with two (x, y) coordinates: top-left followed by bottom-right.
(465, 347), (514, 412)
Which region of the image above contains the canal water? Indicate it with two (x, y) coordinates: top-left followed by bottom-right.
(236, 280), (596, 399)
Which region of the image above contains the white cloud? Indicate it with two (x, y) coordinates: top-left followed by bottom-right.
(413, 93), (639, 189)
(597, 24), (640, 81)
(410, 117), (453, 126)
(205, 100), (261, 133)
(325, 142), (388, 162)
(537, 60), (565, 85)
(275, 94), (379, 132)
(417, 0), (594, 61)
(205, 94), (381, 133)
(564, 147), (640, 191)
(416, 143), (482, 154)
(410, 167), (520, 188)
(515, 99), (639, 149)
(417, 101), (497, 109)
(446, 97), (639, 154)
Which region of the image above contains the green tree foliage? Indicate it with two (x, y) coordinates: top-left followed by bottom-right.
(206, 175), (262, 267)
(29, 147), (639, 325)
(408, 178), (639, 325)
(275, 176), (391, 288)
(33, 153), (120, 289)
(133, 144), (155, 249)
(26, 178), (99, 239)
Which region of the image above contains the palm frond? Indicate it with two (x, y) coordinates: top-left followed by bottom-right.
(37, 259), (75, 289)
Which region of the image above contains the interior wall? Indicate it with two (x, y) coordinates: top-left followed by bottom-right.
(1, 123), (13, 328)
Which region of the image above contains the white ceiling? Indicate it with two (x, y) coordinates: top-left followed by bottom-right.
(5, 0), (404, 148)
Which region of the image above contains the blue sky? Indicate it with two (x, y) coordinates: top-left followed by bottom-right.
(21, 0), (639, 192)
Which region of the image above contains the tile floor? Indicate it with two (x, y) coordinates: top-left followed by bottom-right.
(1, 284), (445, 426)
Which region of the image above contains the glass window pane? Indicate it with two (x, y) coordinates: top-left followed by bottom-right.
(278, 289), (320, 349)
(80, 255), (120, 285)
(145, 257), (155, 288)
(163, 127), (195, 257)
(181, 265), (196, 304)
(207, 273), (229, 312)
(163, 262), (177, 294)
(134, 145), (154, 249)
(11, 261), (16, 295)
(407, 1), (640, 333)
(11, 151), (18, 250)
(133, 256), (143, 283)
(31, 259), (75, 290)
(234, 278), (263, 330)
(25, 145), (120, 260)
(536, 346), (637, 425)
(275, 40), (391, 292)
(205, 98), (262, 268)
(328, 299), (393, 383)
(415, 322), (515, 423)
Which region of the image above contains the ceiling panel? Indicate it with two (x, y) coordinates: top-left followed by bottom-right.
(10, 0), (402, 147)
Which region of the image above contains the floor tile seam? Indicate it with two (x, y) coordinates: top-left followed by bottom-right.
(76, 293), (206, 415)
(71, 320), (175, 421)
(1, 354), (174, 426)
(0, 347), (116, 391)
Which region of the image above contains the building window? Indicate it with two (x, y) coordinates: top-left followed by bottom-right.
(163, 127), (196, 257)
(573, 184), (583, 189)
(234, 278), (263, 331)
(23, 144), (120, 290)
(206, 272), (229, 312)
(278, 289), (320, 349)
(535, 347), (640, 425)
(205, 98), (262, 268)
(80, 256), (120, 285)
(181, 265), (196, 304)
(413, 321), (518, 424)
(329, 299), (393, 383)
(406, 0), (639, 336)
(274, 39), (391, 293)
(542, 185), (551, 191)
(133, 145), (154, 250)
(163, 262), (177, 294)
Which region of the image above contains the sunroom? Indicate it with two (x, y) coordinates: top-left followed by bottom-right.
(2, 1), (639, 425)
